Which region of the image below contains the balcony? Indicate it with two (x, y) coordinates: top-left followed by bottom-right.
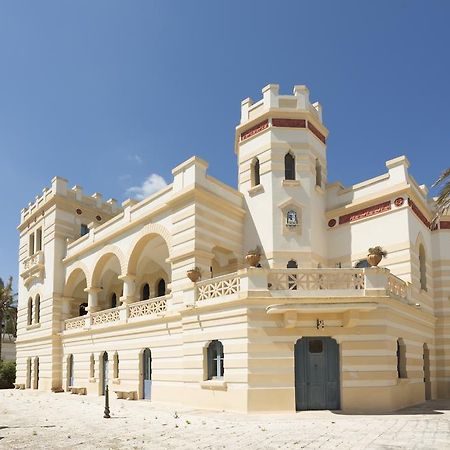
(20, 251), (45, 287)
(63, 295), (169, 332)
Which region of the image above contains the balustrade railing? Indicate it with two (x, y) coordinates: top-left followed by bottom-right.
(197, 273), (241, 301)
(268, 268), (365, 291)
(129, 295), (168, 318)
(387, 274), (407, 299)
(64, 295), (169, 331)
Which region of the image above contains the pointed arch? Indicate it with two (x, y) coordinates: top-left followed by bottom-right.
(284, 152), (295, 180)
(251, 158), (260, 187)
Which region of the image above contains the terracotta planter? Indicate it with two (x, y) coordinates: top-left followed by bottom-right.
(245, 253), (261, 268)
(367, 253), (382, 267)
(187, 269), (201, 282)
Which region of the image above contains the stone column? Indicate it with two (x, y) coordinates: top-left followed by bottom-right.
(85, 287), (102, 313)
(118, 275), (137, 304)
(60, 297), (73, 320)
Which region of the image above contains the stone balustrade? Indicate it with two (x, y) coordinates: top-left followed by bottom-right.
(21, 251), (45, 277)
(63, 295), (170, 332)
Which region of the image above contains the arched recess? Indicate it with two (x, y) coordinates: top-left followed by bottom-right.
(126, 228), (171, 297)
(414, 233), (428, 292)
(63, 267), (88, 319)
(91, 252), (123, 312)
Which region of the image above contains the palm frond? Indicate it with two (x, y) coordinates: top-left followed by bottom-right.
(432, 168), (450, 226)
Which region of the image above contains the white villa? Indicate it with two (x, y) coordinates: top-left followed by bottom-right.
(15, 84), (450, 412)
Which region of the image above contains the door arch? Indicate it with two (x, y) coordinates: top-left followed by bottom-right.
(100, 352), (109, 396)
(423, 343), (431, 400)
(294, 337), (340, 410)
(67, 354), (74, 388)
(142, 348), (152, 400)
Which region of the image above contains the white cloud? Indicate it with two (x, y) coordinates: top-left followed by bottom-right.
(126, 173), (167, 200)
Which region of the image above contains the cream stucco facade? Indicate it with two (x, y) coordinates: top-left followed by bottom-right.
(15, 84), (450, 412)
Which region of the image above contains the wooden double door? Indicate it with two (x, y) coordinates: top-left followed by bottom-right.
(294, 337), (340, 410)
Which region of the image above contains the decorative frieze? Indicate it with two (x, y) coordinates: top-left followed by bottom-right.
(339, 201), (391, 225)
(240, 120), (269, 141)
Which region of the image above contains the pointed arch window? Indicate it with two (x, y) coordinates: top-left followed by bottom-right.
(36, 228), (42, 252)
(284, 152), (295, 180)
(27, 298), (33, 325)
(419, 245), (427, 291)
(287, 260), (298, 290)
(142, 283), (150, 301)
(35, 295), (40, 324)
(207, 340), (224, 380)
(157, 279), (166, 297)
(397, 338), (407, 379)
(29, 233), (35, 256)
(251, 158), (260, 187)
(315, 158), (322, 187)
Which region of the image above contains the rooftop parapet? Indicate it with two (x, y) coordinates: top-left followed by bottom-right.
(20, 176), (121, 226)
(240, 84), (323, 125)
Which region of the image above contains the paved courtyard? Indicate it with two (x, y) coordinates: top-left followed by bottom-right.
(1, 390), (449, 449)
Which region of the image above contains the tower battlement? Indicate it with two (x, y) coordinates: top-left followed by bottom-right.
(19, 176), (121, 227)
(240, 84), (323, 125)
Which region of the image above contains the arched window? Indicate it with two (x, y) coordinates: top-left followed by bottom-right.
(29, 233), (35, 256)
(284, 152), (295, 180)
(79, 303), (88, 316)
(36, 228), (42, 252)
(27, 298), (33, 325)
(207, 340), (224, 380)
(111, 293), (117, 308)
(397, 338), (407, 379)
(113, 352), (119, 379)
(142, 283), (150, 300)
(26, 357), (32, 389)
(315, 158), (322, 187)
(67, 354), (74, 387)
(35, 295), (40, 324)
(157, 279), (166, 297)
(89, 353), (95, 379)
(419, 245), (427, 291)
(251, 158), (260, 187)
(33, 356), (39, 389)
(287, 260), (298, 290)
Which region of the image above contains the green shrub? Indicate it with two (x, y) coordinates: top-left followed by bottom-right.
(0, 360), (16, 389)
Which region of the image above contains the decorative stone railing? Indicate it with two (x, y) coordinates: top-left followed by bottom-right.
(21, 251), (44, 278)
(64, 316), (87, 330)
(387, 274), (407, 299)
(91, 307), (121, 325)
(268, 268), (365, 291)
(128, 296), (168, 318)
(197, 273), (241, 301)
(63, 296), (170, 332)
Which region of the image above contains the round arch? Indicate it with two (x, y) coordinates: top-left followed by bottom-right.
(125, 224), (171, 276)
(64, 265), (89, 296)
(90, 246), (126, 287)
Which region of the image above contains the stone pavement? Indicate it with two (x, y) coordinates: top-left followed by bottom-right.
(0, 390), (449, 449)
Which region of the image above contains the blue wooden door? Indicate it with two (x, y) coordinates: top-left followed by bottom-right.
(295, 337), (340, 410)
(143, 348), (152, 400)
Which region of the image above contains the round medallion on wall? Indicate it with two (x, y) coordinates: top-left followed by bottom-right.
(96, 215), (102, 221)
(328, 219), (337, 228)
(394, 197), (404, 207)
(76, 208), (82, 215)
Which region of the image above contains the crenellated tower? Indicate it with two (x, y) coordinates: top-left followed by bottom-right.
(235, 84), (329, 268)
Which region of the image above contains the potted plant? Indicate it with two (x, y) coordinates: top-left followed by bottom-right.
(367, 246), (388, 267)
(245, 247), (261, 268)
(186, 267), (201, 282)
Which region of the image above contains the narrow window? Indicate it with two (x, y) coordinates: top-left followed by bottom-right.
(397, 338), (407, 379)
(79, 303), (88, 316)
(315, 158), (322, 187)
(36, 228), (42, 252)
(284, 152), (295, 180)
(287, 260), (298, 290)
(111, 293), (117, 308)
(26, 357), (32, 388)
(157, 279), (166, 297)
(33, 357), (39, 389)
(27, 298), (33, 325)
(29, 233), (35, 256)
(419, 245), (427, 291)
(35, 295), (40, 324)
(207, 340), (224, 380)
(251, 158), (260, 187)
(80, 224), (89, 237)
(113, 352), (119, 379)
(142, 283), (150, 301)
(90, 353), (95, 379)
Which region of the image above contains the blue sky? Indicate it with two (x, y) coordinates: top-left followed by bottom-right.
(0, 0), (449, 286)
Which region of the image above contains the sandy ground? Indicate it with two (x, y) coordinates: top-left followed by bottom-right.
(1, 390), (450, 449)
